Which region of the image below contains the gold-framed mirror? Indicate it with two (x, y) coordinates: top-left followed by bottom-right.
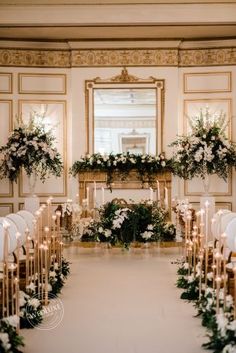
(85, 68), (164, 155)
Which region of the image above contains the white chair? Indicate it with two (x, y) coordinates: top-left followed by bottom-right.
(6, 214), (27, 247)
(17, 210), (35, 239)
(225, 217), (236, 252)
(211, 209), (231, 239)
(0, 217), (18, 254)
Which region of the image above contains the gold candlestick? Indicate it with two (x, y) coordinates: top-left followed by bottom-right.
(216, 276), (221, 314)
(199, 253), (203, 300)
(233, 266), (236, 318)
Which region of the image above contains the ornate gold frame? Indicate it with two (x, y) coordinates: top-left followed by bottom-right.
(85, 67), (165, 154)
(18, 73), (67, 95)
(17, 99), (67, 197)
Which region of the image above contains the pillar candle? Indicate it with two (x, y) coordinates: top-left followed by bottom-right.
(164, 187), (168, 209)
(93, 181), (97, 208)
(101, 187), (105, 205)
(156, 180), (160, 202)
(149, 187), (153, 202)
(86, 186), (90, 209)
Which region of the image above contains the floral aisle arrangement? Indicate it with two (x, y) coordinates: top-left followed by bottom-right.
(175, 260), (236, 353)
(19, 290), (43, 329)
(171, 108), (236, 182)
(70, 152), (172, 188)
(0, 114), (63, 182)
(81, 200), (176, 248)
(49, 259), (70, 296)
(0, 316), (24, 353)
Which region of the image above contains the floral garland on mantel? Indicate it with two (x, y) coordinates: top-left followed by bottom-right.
(70, 152), (172, 188)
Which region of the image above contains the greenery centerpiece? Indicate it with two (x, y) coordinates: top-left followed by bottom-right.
(171, 108), (236, 193)
(0, 114), (63, 189)
(81, 200), (175, 248)
(70, 152), (172, 189)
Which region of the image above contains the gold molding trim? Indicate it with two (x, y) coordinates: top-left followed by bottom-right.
(17, 99), (67, 197)
(183, 71), (232, 94)
(0, 203), (14, 215)
(0, 47), (236, 67)
(0, 99), (13, 198)
(184, 171), (232, 197)
(18, 73), (67, 95)
(191, 201), (232, 211)
(85, 68), (165, 154)
(0, 72), (13, 93)
(179, 47), (236, 67)
(183, 98), (232, 138)
(72, 49), (178, 67)
(0, 49), (71, 68)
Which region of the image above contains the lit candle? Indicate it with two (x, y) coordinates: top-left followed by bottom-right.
(101, 187), (105, 205)
(156, 180), (160, 202)
(216, 276), (221, 314)
(86, 186), (90, 209)
(221, 232), (227, 309)
(149, 187), (153, 202)
(164, 187), (168, 209)
(93, 181), (97, 208)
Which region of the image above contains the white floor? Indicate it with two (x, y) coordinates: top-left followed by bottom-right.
(22, 245), (206, 353)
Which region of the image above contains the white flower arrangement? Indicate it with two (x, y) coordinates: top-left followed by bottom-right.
(171, 108), (236, 180)
(0, 333), (11, 351)
(0, 113), (63, 182)
(71, 152), (171, 188)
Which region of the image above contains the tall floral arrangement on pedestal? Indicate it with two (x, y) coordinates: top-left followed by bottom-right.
(0, 114), (63, 183)
(170, 108), (236, 188)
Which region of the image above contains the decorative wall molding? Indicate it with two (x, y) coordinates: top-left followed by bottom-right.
(18, 73), (67, 95)
(183, 71), (232, 94)
(0, 72), (12, 93)
(72, 49), (178, 67)
(1, 47), (236, 67)
(0, 49), (71, 67)
(179, 48), (236, 67)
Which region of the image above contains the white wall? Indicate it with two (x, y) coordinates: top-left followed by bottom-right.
(0, 61), (235, 215)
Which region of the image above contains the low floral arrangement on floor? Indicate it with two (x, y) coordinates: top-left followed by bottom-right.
(175, 260), (236, 353)
(0, 315), (24, 353)
(171, 108), (236, 181)
(19, 290), (43, 329)
(0, 113), (63, 182)
(49, 258), (70, 296)
(81, 200), (175, 248)
(70, 152), (172, 188)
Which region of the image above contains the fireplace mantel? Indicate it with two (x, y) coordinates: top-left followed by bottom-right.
(78, 170), (172, 213)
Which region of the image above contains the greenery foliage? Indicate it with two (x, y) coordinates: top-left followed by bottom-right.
(0, 114), (63, 182)
(82, 200), (175, 248)
(70, 152), (172, 188)
(171, 108), (236, 180)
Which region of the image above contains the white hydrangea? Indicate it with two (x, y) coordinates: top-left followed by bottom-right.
(223, 343), (236, 353)
(3, 315), (19, 328)
(104, 229), (112, 238)
(141, 231), (153, 240)
(0, 333), (11, 351)
(28, 298), (40, 309)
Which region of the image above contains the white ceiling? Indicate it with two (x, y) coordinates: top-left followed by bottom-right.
(0, 2), (236, 42)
